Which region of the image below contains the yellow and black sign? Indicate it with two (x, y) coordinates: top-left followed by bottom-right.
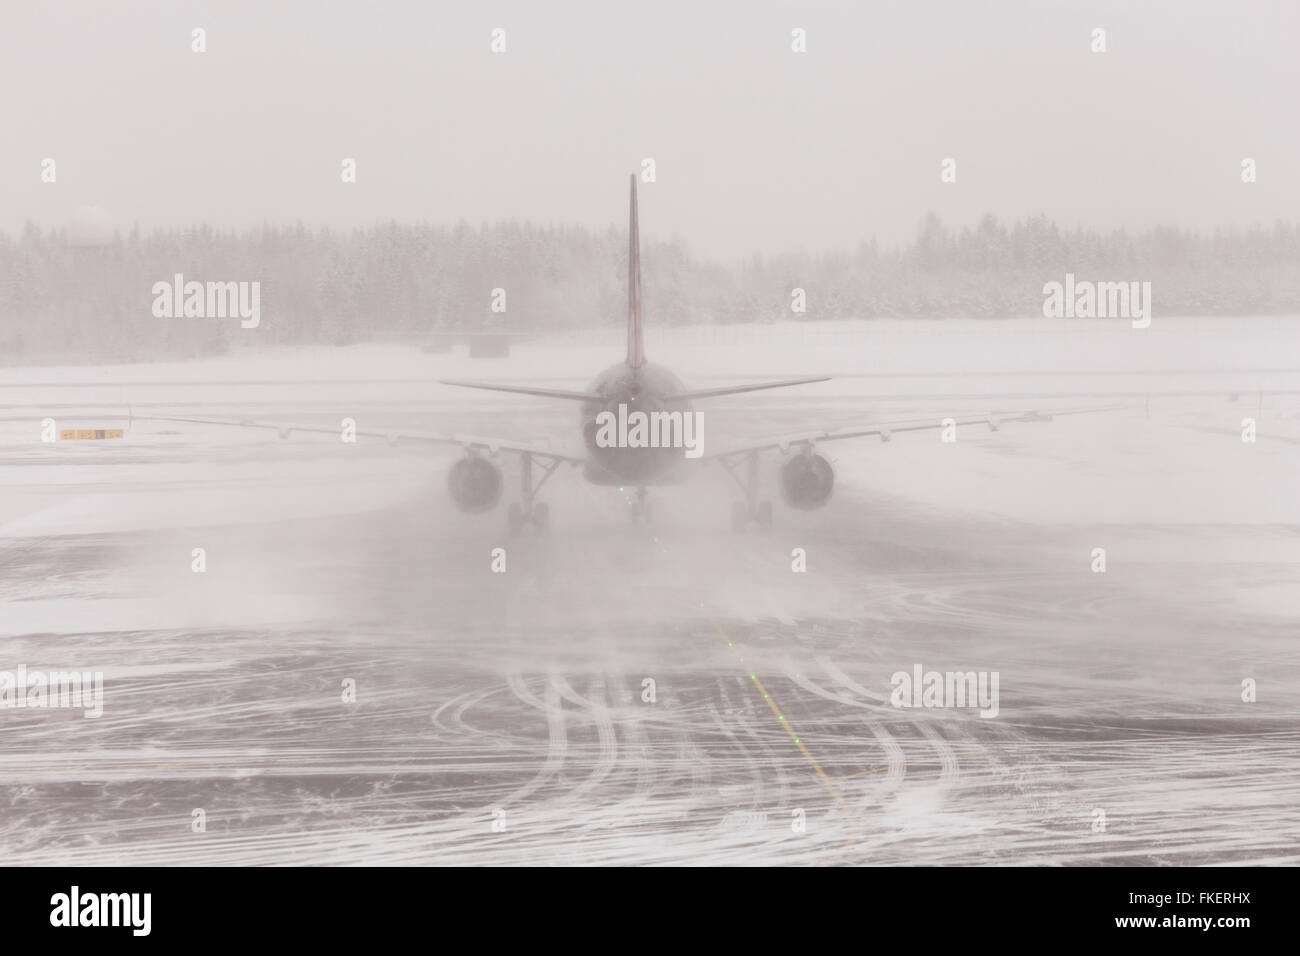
(60, 429), (124, 440)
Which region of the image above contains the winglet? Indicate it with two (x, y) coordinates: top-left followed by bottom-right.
(627, 174), (645, 369)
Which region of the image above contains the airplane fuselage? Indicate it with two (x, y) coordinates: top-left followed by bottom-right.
(438, 176), (828, 528)
(581, 361), (695, 485)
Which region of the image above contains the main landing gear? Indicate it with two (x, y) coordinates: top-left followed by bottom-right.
(719, 450), (772, 532)
(507, 452), (561, 535)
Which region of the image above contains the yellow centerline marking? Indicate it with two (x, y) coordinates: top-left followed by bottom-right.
(712, 621), (858, 849)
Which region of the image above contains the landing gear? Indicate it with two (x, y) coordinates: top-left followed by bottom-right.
(720, 450), (773, 532)
(630, 486), (654, 523)
(729, 498), (772, 531)
(508, 501), (551, 534)
(507, 452), (560, 535)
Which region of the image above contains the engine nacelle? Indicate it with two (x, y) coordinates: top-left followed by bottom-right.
(447, 457), (503, 513)
(780, 453), (834, 510)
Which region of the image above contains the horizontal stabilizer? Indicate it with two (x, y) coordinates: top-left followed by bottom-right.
(664, 376), (831, 401)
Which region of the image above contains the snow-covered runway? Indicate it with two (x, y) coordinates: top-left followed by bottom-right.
(2, 322), (1298, 865)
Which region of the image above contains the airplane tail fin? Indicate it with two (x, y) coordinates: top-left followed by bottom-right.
(626, 174), (645, 369)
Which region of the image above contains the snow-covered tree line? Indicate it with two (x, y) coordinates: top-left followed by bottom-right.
(1, 214), (1297, 363)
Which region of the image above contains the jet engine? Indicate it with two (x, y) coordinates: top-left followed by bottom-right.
(780, 453), (834, 510)
(447, 457), (503, 513)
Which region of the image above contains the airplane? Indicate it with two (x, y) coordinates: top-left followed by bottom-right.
(135, 175), (1114, 534)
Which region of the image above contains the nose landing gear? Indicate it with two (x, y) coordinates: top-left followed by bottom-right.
(629, 486), (654, 524)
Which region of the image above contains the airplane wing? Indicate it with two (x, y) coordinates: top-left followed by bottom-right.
(131, 414), (585, 463)
(704, 404), (1128, 461)
(438, 379), (601, 402)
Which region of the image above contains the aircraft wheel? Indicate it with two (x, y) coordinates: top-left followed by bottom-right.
(532, 502), (550, 533)
(507, 503), (524, 535)
(756, 500), (773, 531)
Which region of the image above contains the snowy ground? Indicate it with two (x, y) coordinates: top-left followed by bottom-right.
(1, 319), (1298, 865)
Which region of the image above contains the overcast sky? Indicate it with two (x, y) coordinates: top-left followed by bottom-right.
(1, 0), (1297, 260)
